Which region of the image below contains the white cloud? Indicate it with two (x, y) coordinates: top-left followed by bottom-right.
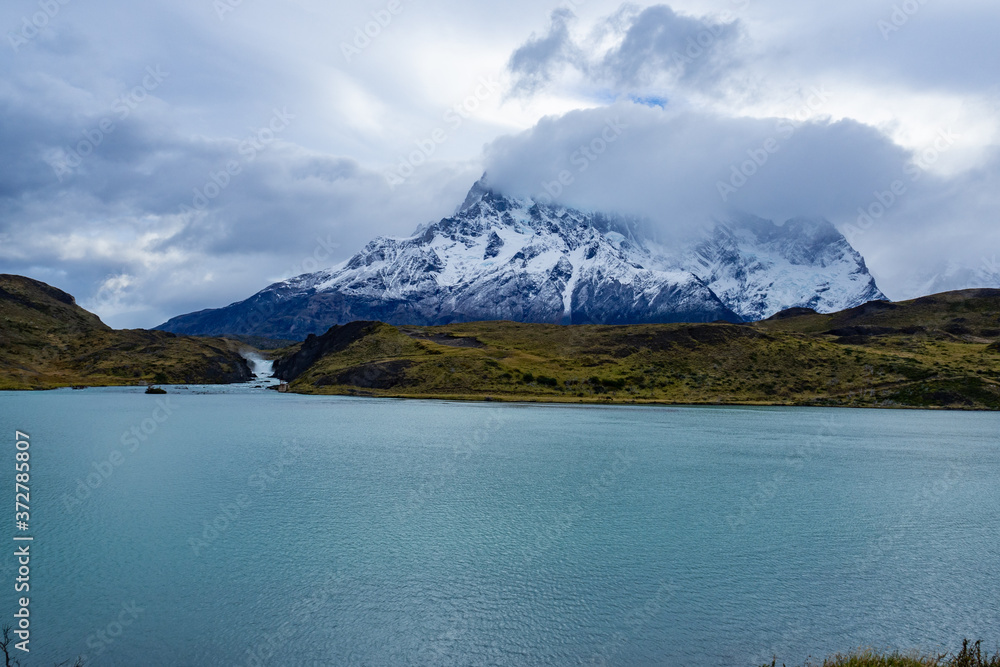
(485, 103), (904, 221)
(0, 0), (998, 326)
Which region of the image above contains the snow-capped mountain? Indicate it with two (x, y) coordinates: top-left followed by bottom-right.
(157, 177), (885, 339)
(677, 215), (886, 322)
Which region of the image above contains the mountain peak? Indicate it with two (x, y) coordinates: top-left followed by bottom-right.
(157, 184), (886, 339)
(458, 173), (492, 213)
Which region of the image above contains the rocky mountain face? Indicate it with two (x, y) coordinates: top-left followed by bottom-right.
(157, 178), (885, 339)
(678, 215), (886, 322)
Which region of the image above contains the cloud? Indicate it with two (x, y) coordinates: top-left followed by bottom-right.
(599, 5), (742, 88)
(1, 0), (999, 326)
(0, 67), (479, 328)
(484, 102), (909, 226)
(507, 4), (743, 99)
(483, 101), (1000, 299)
(743, 1), (1000, 97)
(842, 145), (1000, 300)
(507, 8), (581, 97)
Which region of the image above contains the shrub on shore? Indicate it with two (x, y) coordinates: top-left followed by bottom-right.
(762, 639), (1000, 667)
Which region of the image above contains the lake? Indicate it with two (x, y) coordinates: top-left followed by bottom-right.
(1, 386), (997, 666)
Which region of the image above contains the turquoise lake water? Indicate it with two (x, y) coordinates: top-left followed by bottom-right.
(0, 386), (997, 666)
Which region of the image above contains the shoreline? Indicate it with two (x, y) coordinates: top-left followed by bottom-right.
(282, 387), (1000, 411)
(7, 382), (997, 412)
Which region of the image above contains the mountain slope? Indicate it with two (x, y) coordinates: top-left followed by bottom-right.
(158, 178), (885, 339)
(677, 215), (885, 321)
(270, 289), (1000, 410)
(0, 274), (253, 389)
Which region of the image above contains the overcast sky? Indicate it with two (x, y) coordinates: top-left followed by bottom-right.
(1, 0), (998, 328)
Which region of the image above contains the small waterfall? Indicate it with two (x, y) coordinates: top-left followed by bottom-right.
(241, 352), (281, 387)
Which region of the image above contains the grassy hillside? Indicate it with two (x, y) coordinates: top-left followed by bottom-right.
(0, 274), (253, 389)
(274, 290), (1000, 409)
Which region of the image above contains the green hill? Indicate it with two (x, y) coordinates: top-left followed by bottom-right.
(4, 273), (997, 407)
(273, 290), (1000, 410)
(0, 274), (253, 389)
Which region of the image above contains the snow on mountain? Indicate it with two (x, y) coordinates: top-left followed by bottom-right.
(675, 215), (886, 321)
(157, 177), (885, 339)
(904, 259), (1000, 301)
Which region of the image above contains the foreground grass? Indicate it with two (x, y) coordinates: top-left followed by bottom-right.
(763, 640), (1000, 667)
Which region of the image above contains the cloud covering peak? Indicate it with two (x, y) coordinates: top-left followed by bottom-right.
(1, 0), (998, 326)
